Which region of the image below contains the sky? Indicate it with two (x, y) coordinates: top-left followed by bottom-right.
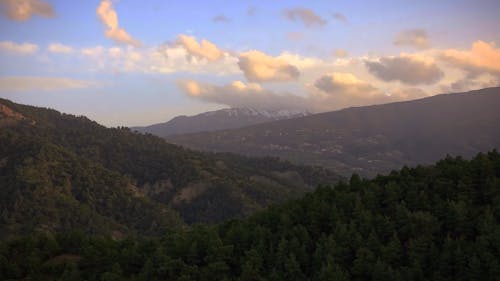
(0, 0), (499, 126)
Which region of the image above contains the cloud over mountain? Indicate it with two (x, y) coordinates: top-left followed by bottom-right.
(238, 50), (300, 82)
(179, 73), (429, 113)
(314, 72), (379, 97)
(365, 55), (444, 85)
(440, 40), (500, 77)
(311, 72), (428, 111)
(180, 80), (309, 111)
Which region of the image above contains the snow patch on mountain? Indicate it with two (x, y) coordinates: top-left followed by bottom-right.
(201, 107), (310, 119)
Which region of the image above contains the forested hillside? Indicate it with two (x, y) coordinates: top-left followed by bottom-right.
(2, 151), (499, 280)
(0, 98), (340, 238)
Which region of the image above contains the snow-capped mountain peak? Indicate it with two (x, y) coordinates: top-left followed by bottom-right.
(133, 107), (310, 137)
(202, 107), (310, 119)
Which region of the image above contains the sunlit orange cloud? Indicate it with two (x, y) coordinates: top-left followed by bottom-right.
(314, 72), (379, 98)
(96, 0), (141, 47)
(440, 41), (500, 75)
(176, 35), (223, 61)
(238, 50), (300, 82)
(334, 49), (348, 58)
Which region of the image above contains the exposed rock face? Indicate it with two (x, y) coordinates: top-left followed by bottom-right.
(0, 103), (25, 120)
(0, 103), (29, 127)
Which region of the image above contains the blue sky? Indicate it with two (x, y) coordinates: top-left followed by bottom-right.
(0, 0), (499, 126)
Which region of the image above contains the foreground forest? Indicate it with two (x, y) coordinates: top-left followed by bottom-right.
(2, 151), (499, 281)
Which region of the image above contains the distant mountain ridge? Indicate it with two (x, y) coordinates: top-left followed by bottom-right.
(167, 87), (500, 177)
(133, 107), (310, 137)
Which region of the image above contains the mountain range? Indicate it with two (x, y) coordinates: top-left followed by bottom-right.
(2, 87), (499, 239)
(167, 87), (500, 177)
(132, 107), (309, 137)
(0, 98), (339, 239)
(2, 89), (500, 280)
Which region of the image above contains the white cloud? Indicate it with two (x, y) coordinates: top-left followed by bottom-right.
(176, 34), (223, 61)
(81, 46), (105, 57)
(276, 52), (327, 70)
(76, 44), (239, 75)
(0, 41), (38, 55)
(4, 32), (494, 110)
(48, 43), (74, 54)
(151, 44), (239, 75)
